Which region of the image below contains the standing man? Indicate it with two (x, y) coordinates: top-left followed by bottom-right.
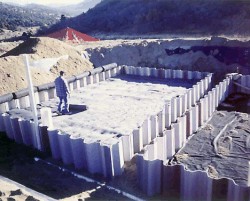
(54, 71), (70, 114)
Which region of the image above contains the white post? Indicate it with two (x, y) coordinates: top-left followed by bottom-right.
(23, 54), (41, 150)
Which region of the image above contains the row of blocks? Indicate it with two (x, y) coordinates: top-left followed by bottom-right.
(138, 76), (233, 163)
(136, 76), (241, 196)
(0, 113), (49, 150)
(236, 74), (250, 94)
(137, 158), (250, 199)
(124, 65), (209, 80)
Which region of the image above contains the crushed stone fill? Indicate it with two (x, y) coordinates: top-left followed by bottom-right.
(51, 75), (196, 142)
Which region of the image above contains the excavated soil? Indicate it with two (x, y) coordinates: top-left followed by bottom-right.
(0, 37), (93, 95)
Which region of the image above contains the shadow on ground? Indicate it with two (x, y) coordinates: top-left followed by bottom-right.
(218, 93), (250, 114)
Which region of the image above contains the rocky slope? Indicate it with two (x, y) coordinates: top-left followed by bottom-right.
(0, 2), (61, 31)
(46, 0), (250, 36)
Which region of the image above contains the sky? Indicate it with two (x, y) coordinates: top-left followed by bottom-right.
(1, 0), (84, 6)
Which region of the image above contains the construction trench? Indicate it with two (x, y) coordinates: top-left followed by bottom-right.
(0, 63), (249, 200)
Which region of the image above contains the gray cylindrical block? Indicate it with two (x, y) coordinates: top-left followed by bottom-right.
(164, 128), (175, 158)
(180, 115), (187, 146)
(190, 107), (195, 134)
(38, 91), (49, 102)
(196, 83), (200, 102)
(111, 67), (118, 77)
(145, 144), (156, 160)
(187, 89), (192, 110)
(176, 96), (182, 117)
(121, 134), (134, 162)
(85, 139), (103, 174)
(181, 168), (212, 201)
(105, 70), (111, 79)
(0, 102), (9, 113)
(10, 116), (23, 143)
(133, 127), (143, 153)
(2, 113), (14, 139)
(137, 155), (163, 196)
(173, 121), (182, 151)
(240, 75), (247, 94)
(165, 69), (172, 79)
(116, 66), (122, 75)
(219, 82), (224, 103)
(187, 71), (193, 80)
(199, 99), (205, 126)
(70, 135), (87, 169)
(222, 80), (227, 102)
(19, 119), (33, 146)
(0, 113), (5, 132)
(158, 109), (165, 134)
(48, 88), (56, 99)
(203, 95), (209, 122)
(176, 70), (183, 79)
(29, 121), (41, 149)
(35, 92), (40, 105)
(150, 68), (158, 77)
(155, 135), (166, 160)
(142, 117), (151, 146)
(159, 69), (165, 79)
(18, 96), (30, 109)
(124, 66), (132, 75)
(8, 99), (19, 110)
(93, 73), (100, 84)
(101, 139), (125, 178)
(215, 85), (220, 108)
(182, 93), (187, 114)
(150, 115), (158, 140)
(227, 179), (250, 201)
(165, 102), (171, 128)
(207, 91), (213, 118)
(80, 76), (88, 87)
(73, 80), (81, 90)
(212, 88), (216, 113)
(172, 70), (177, 79)
(204, 76), (209, 94)
(38, 124), (50, 152)
(186, 110), (191, 137)
(200, 80), (205, 98)
(47, 128), (61, 160)
(225, 77), (230, 98)
(99, 72), (106, 82)
(191, 86), (196, 106)
(58, 132), (73, 165)
(135, 67), (141, 76)
(87, 75), (94, 85)
(144, 67), (151, 77)
(171, 97), (177, 123)
(193, 105), (199, 133)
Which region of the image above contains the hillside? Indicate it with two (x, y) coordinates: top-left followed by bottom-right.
(0, 2), (61, 30)
(45, 0), (250, 36)
(53, 0), (102, 17)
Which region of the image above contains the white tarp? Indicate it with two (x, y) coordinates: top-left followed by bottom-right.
(29, 55), (69, 72)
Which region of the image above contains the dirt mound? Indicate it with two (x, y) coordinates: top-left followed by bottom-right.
(0, 37), (93, 95)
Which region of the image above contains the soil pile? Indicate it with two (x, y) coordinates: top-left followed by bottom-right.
(0, 37), (93, 95)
